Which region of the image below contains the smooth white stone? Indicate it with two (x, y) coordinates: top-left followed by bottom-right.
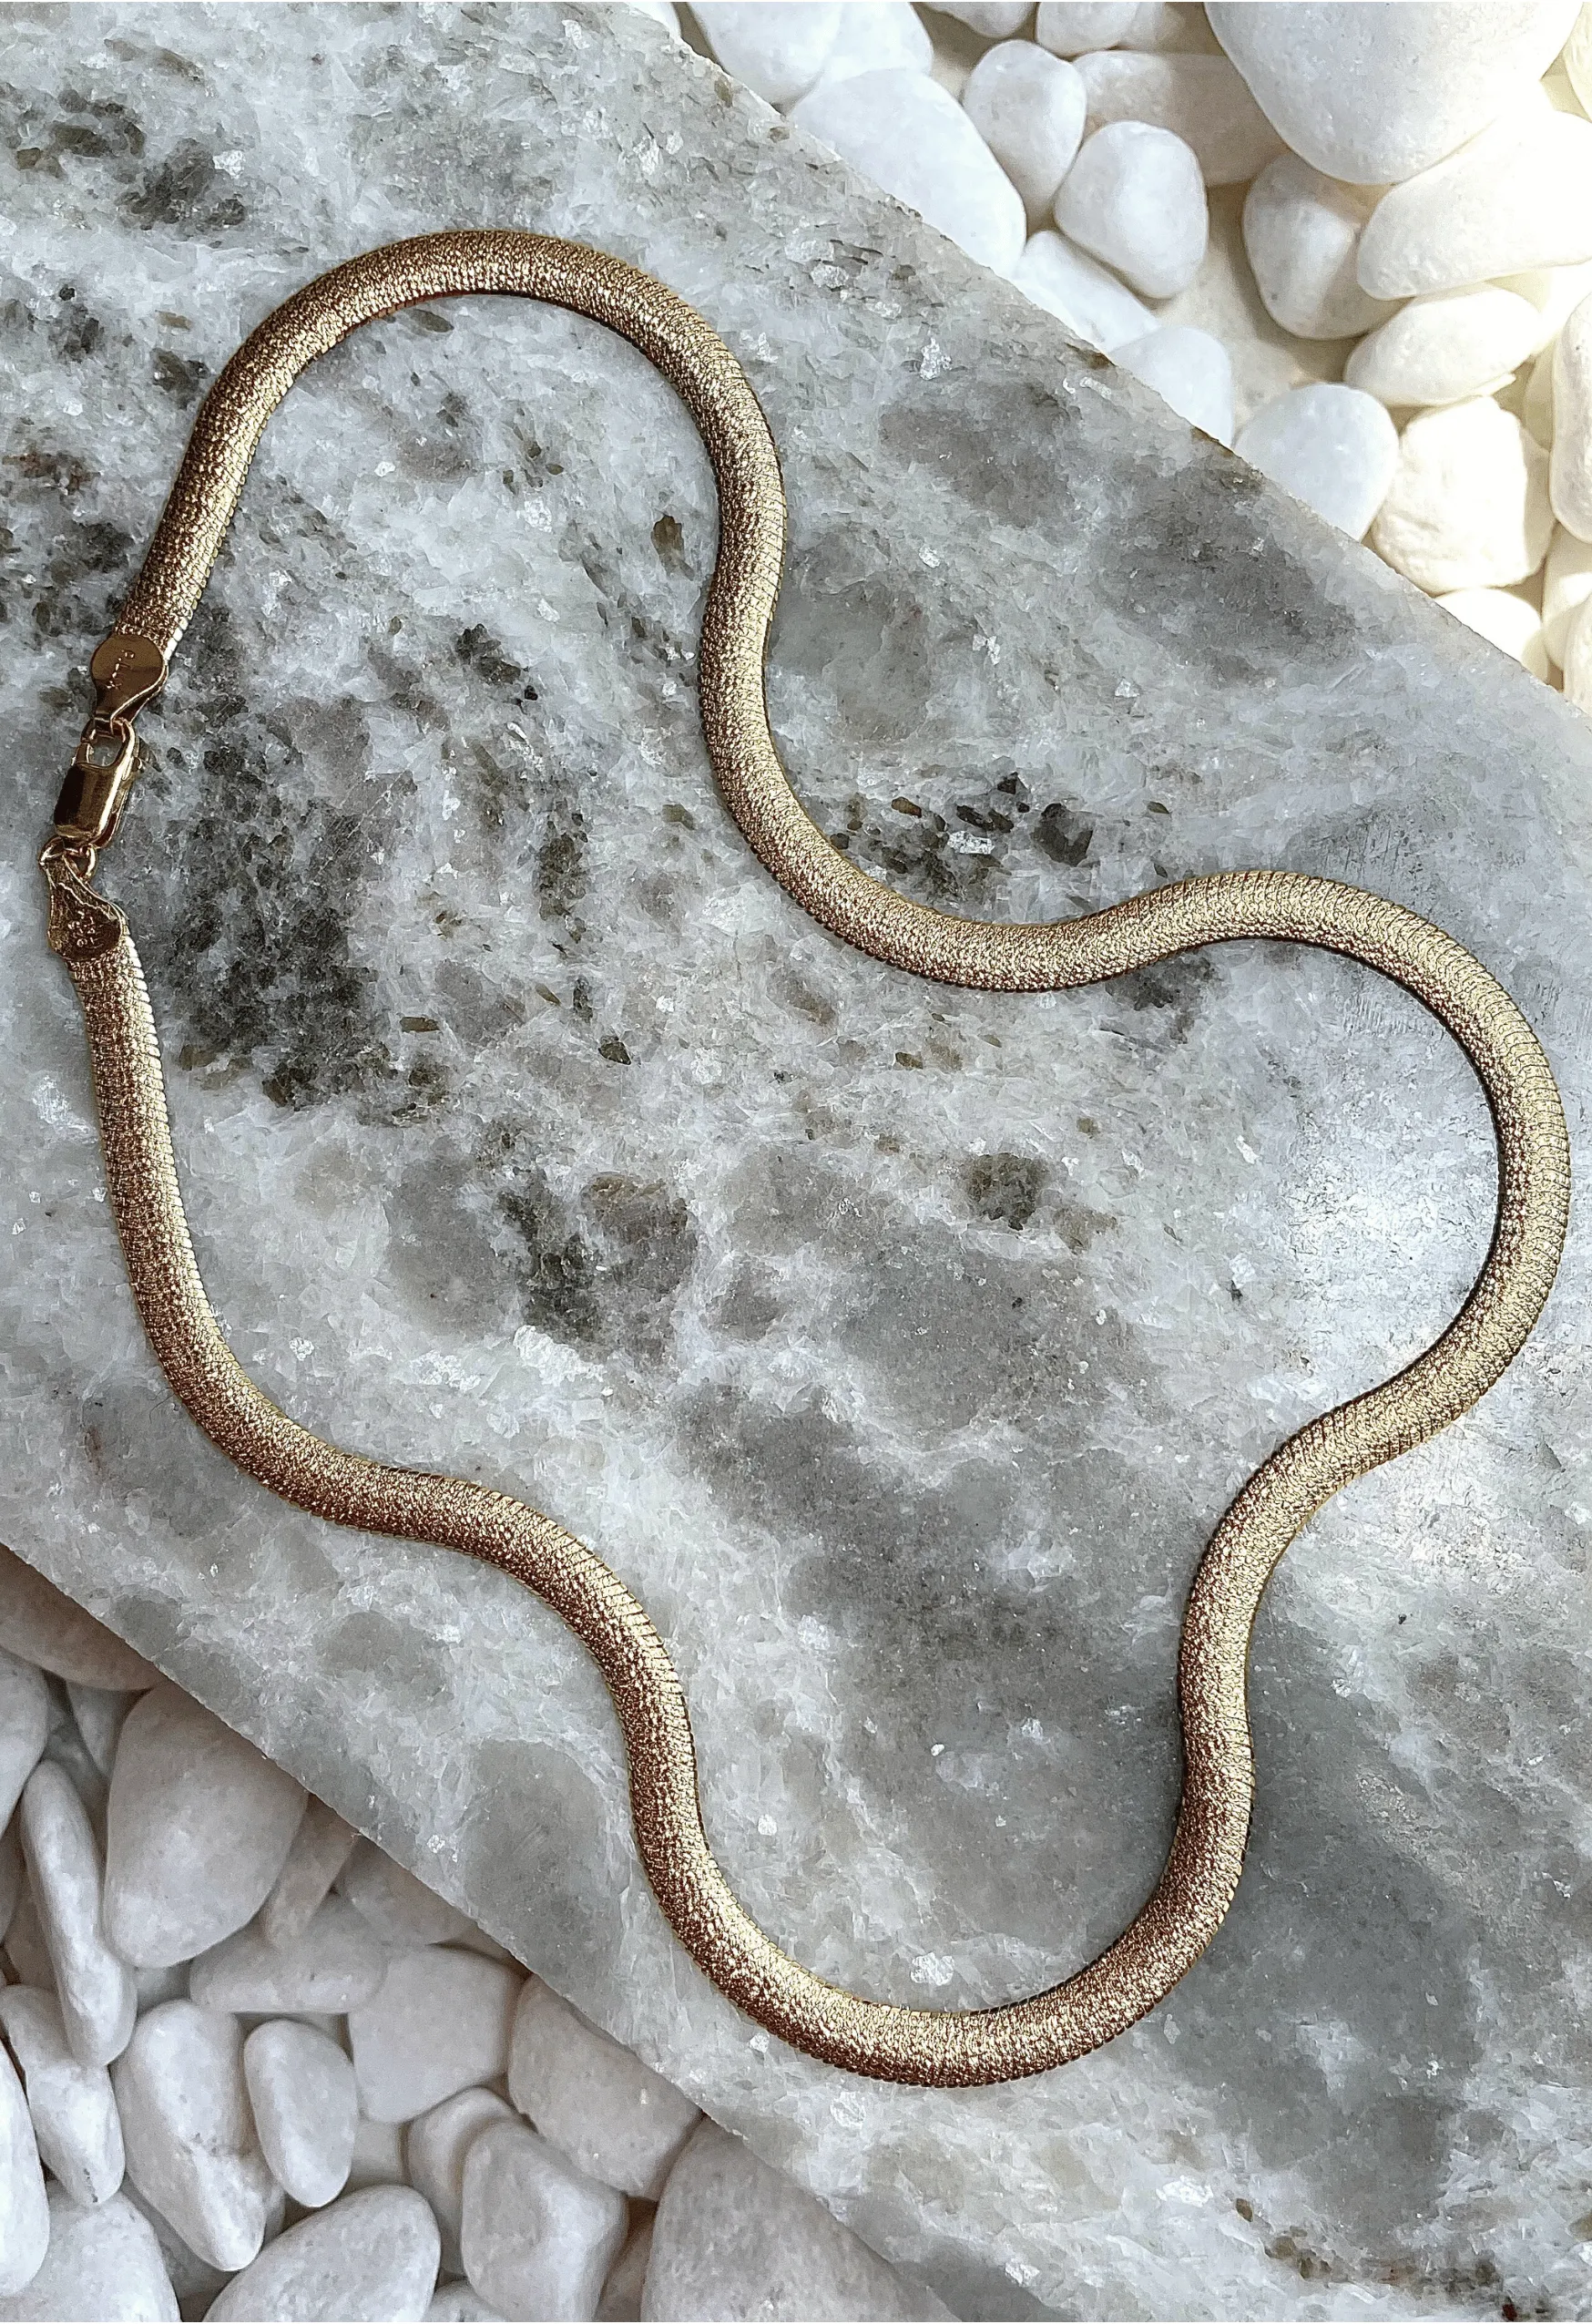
(0, 1657), (47, 1835)
(1115, 1), (1214, 48)
(506, 1981), (699, 2203)
(1503, 258), (1592, 354)
(691, 4), (841, 106)
(1550, 293), (1592, 539)
(347, 1948), (520, 2124)
(0, 2189), (176, 2322)
(337, 1841), (473, 1950)
(346, 2115), (407, 2193)
(791, 70), (1026, 276)
(1564, 593), (1592, 707)
(1371, 395), (1553, 589)
(813, 4), (931, 87)
(1113, 324), (1235, 444)
(259, 1801), (358, 1950)
(1053, 118), (1206, 297)
(404, 2087), (514, 2278)
(19, 1763), (136, 2069)
(206, 2185), (441, 2323)
(1013, 227), (1154, 350)
(1234, 383), (1399, 540)
(1241, 157), (1395, 342)
(932, 3), (1035, 34)
(242, 2019), (357, 2210)
(41, 1717), (107, 1833)
(1544, 525), (1592, 659)
(190, 1898), (387, 2014)
(64, 1686), (133, 1784)
(1357, 99), (1592, 301)
(1072, 50), (1282, 184)
(104, 1683), (306, 1969)
(1209, 2), (1579, 185)
(427, 2288), (502, 2324)
(0, 1985), (124, 2206)
(112, 2002), (274, 2274)
(1035, 1), (1138, 51)
(0, 2048), (47, 2299)
(1568, 5), (1592, 114)
(1345, 287), (1545, 410)
(962, 41), (1086, 219)
(0, 1551), (155, 1693)
(597, 2220), (653, 2324)
(1434, 589), (1551, 679)
(119, 2182), (230, 2313)
(640, 2122), (932, 2323)
(460, 2121), (627, 2324)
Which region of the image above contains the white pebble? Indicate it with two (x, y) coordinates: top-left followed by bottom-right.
(1357, 97), (1592, 301)
(103, 1682), (305, 1968)
(459, 2121), (627, 2324)
(0, 2189), (176, 2322)
(691, 3), (841, 105)
(791, 70), (1026, 276)
(1207, 1), (1580, 185)
(1235, 383), (1399, 540)
(1345, 286), (1546, 410)
(1241, 157), (1394, 341)
(111, 2002), (274, 2274)
(1013, 226), (1154, 350)
(0, 1550), (155, 1692)
(1564, 593), (1592, 708)
(934, 3), (1035, 34)
(19, 1763), (136, 2068)
(1550, 292), (1592, 539)
(242, 2020), (357, 2210)
(337, 1840), (473, 1950)
(506, 1981), (699, 2202)
(643, 2121), (930, 2322)
(618, 0), (679, 29)
(65, 1686), (134, 1783)
(1036, 1), (1138, 52)
(404, 2088), (514, 2278)
(259, 1800), (358, 1949)
(190, 1898), (387, 2014)
(0, 1986), (123, 2207)
(348, 1948), (521, 2124)
(207, 2185), (441, 2324)
(1053, 118), (1206, 296)
(814, 3), (931, 87)
(1371, 396), (1553, 589)
(0, 1653), (48, 1831)
(1544, 525), (1592, 659)
(1434, 589), (1551, 679)
(119, 2182), (230, 2313)
(0, 2048), (47, 2298)
(1072, 50), (1282, 184)
(1113, 324), (1234, 444)
(961, 41), (1086, 219)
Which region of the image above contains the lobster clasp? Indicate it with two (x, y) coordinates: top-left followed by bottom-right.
(50, 630), (168, 858)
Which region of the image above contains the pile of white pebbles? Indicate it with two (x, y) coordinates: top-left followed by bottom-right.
(0, 1549), (937, 2323)
(642, 0), (1592, 709)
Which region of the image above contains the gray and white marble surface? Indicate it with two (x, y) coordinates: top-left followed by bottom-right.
(3, 6), (1590, 2318)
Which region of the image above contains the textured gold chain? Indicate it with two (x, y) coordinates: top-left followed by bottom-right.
(40, 233), (1570, 2085)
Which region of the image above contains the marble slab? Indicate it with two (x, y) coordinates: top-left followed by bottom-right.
(3, 6), (1591, 2317)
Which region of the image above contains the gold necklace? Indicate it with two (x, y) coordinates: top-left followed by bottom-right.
(40, 232), (1570, 2086)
